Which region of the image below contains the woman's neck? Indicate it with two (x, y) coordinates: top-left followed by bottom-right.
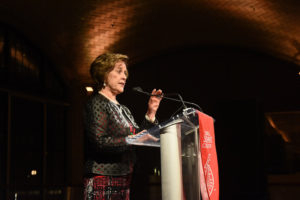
(99, 89), (119, 104)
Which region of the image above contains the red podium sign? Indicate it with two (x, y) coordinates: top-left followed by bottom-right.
(197, 111), (219, 200)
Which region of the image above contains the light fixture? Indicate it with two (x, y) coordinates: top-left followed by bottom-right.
(31, 170), (37, 176)
(85, 86), (93, 92)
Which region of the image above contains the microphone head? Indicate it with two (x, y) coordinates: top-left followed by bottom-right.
(132, 86), (143, 92)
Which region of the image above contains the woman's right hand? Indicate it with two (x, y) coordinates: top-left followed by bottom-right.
(146, 89), (163, 121)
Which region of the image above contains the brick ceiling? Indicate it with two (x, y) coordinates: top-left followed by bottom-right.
(1, 0), (300, 86)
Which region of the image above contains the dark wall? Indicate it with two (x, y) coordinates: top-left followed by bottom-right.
(0, 24), (69, 200)
(123, 46), (299, 117)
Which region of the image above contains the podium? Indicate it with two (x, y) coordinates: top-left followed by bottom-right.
(126, 108), (202, 200)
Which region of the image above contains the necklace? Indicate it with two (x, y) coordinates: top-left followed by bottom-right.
(99, 91), (138, 128)
(98, 91), (119, 104)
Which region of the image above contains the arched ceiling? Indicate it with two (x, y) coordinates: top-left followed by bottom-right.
(1, 0), (300, 86)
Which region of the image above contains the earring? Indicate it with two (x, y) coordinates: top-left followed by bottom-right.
(103, 82), (106, 87)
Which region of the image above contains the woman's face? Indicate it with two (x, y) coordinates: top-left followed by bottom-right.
(105, 61), (128, 95)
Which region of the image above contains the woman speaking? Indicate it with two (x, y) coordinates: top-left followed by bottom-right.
(83, 53), (162, 200)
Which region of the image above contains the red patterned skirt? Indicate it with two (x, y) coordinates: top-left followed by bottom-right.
(83, 174), (132, 200)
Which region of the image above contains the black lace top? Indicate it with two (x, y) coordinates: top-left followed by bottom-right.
(84, 93), (158, 176)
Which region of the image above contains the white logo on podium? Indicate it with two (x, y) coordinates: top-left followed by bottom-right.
(203, 131), (212, 149)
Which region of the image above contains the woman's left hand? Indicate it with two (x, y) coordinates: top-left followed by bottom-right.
(146, 89), (163, 121)
(128, 130), (159, 143)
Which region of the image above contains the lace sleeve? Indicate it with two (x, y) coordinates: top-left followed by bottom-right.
(84, 97), (131, 152)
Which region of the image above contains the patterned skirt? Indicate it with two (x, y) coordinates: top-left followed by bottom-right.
(83, 174), (132, 200)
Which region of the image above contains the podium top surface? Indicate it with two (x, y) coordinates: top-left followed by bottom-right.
(126, 108), (200, 147)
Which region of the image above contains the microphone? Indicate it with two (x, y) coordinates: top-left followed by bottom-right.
(132, 86), (202, 111)
(132, 86), (163, 98)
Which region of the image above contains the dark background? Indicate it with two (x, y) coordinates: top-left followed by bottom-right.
(1, 0), (300, 199)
